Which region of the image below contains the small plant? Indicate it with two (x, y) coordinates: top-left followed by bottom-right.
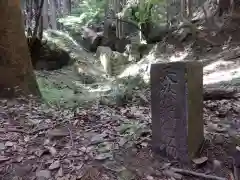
(71, 0), (106, 25)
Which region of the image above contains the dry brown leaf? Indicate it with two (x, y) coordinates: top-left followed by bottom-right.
(163, 169), (183, 179)
(56, 167), (63, 178)
(36, 170), (51, 179)
(49, 160), (61, 170)
(5, 141), (14, 147)
(94, 153), (112, 160)
(48, 128), (69, 138)
(192, 156), (208, 165)
(0, 156), (10, 163)
(45, 146), (57, 156)
(15, 156), (23, 163)
(35, 149), (46, 157)
(0, 143), (5, 150)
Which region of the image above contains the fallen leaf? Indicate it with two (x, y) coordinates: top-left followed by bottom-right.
(146, 175), (154, 180)
(163, 170), (182, 179)
(0, 143), (5, 151)
(49, 160), (60, 170)
(70, 175), (77, 180)
(160, 163), (171, 170)
(117, 123), (132, 134)
(228, 170), (235, 180)
(118, 138), (127, 147)
(46, 159), (54, 165)
(24, 136), (30, 142)
(56, 167), (63, 177)
(90, 134), (106, 145)
(94, 153), (112, 160)
(5, 141), (14, 147)
(27, 155), (36, 160)
(214, 134), (225, 144)
(36, 170), (51, 178)
(15, 156), (23, 163)
(118, 169), (136, 180)
(48, 128), (69, 138)
(12, 176), (20, 180)
(103, 161), (126, 172)
(14, 165), (32, 177)
(57, 174), (71, 180)
(192, 157), (208, 165)
(44, 139), (50, 145)
(75, 163), (84, 170)
(80, 146), (87, 152)
(97, 143), (112, 153)
(73, 120), (79, 126)
(138, 92), (148, 103)
(207, 123), (227, 133)
(45, 146), (57, 156)
(140, 142), (148, 147)
(35, 149), (46, 157)
(84, 155), (89, 161)
(0, 156), (10, 163)
(213, 160), (222, 171)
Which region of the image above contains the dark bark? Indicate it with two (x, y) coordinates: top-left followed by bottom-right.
(0, 1), (41, 98)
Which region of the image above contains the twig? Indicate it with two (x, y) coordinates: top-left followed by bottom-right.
(29, 126), (52, 135)
(170, 167), (227, 180)
(0, 125), (54, 135)
(67, 127), (74, 147)
(0, 127), (27, 134)
(163, 169), (183, 179)
(233, 166), (238, 180)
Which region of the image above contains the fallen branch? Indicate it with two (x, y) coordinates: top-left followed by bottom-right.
(29, 126), (52, 135)
(0, 125), (53, 135)
(203, 87), (239, 101)
(0, 127), (26, 134)
(170, 167), (227, 180)
(163, 169), (183, 179)
(67, 127), (74, 147)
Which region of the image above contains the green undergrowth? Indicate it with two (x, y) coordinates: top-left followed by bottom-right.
(36, 69), (148, 109)
(36, 29), (149, 109)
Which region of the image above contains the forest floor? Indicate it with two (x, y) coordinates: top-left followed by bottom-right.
(3, 23), (240, 180)
(1, 48), (240, 180)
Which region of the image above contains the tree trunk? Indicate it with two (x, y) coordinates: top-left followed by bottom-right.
(63, 0), (71, 15)
(186, 0), (192, 18)
(49, 0), (57, 29)
(115, 0), (125, 39)
(42, 0), (49, 29)
(181, 0), (187, 18)
(0, 0), (41, 98)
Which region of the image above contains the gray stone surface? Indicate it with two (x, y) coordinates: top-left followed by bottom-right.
(150, 61), (204, 163)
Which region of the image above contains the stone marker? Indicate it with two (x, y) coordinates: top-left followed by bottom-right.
(150, 61), (204, 163)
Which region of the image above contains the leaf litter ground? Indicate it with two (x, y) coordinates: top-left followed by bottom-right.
(1, 89), (240, 180)
(4, 28), (240, 180)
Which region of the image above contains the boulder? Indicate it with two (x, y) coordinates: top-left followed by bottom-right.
(96, 46), (129, 76)
(96, 46), (113, 75)
(27, 37), (71, 70)
(81, 27), (103, 52)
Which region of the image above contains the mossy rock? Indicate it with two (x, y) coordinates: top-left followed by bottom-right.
(27, 37), (72, 70)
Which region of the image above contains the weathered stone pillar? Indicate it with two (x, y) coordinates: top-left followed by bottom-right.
(150, 61), (204, 163)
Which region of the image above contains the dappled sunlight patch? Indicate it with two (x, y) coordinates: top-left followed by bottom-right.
(43, 30), (83, 52)
(169, 50), (189, 62)
(44, 30), (80, 47)
(58, 16), (85, 26)
(204, 67), (240, 85)
(203, 60), (234, 72)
